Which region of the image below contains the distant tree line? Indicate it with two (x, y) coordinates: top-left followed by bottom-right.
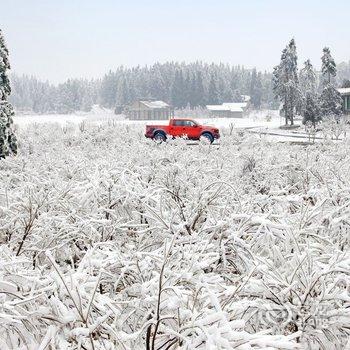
(9, 60), (350, 115)
(9, 76), (99, 114)
(10, 62), (277, 114)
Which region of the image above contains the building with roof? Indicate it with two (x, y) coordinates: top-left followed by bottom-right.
(338, 88), (350, 115)
(127, 100), (173, 120)
(206, 101), (249, 118)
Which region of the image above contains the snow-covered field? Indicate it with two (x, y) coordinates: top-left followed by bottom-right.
(1, 115), (350, 349)
(14, 110), (298, 143)
(14, 110), (285, 129)
(13, 110), (322, 145)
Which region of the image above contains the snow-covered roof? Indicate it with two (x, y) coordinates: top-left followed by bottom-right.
(140, 100), (169, 108)
(206, 103), (243, 112)
(338, 88), (350, 95)
(222, 102), (248, 110)
(207, 102), (248, 113)
(207, 105), (237, 111)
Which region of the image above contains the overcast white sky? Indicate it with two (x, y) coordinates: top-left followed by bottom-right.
(1, 0), (350, 83)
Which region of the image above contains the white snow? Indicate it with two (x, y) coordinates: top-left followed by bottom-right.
(140, 100), (170, 108)
(338, 87), (350, 95)
(1, 109), (350, 349)
(13, 109), (282, 129)
(14, 114), (87, 126)
(206, 102), (249, 112)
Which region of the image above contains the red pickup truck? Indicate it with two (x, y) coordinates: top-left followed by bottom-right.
(145, 118), (220, 143)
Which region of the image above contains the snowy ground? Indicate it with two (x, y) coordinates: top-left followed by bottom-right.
(14, 110), (330, 145)
(14, 109), (303, 143)
(14, 106), (118, 126)
(1, 112), (350, 349)
(14, 109), (284, 128)
(14, 113), (88, 126)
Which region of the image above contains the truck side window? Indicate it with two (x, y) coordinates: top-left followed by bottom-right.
(173, 120), (184, 126)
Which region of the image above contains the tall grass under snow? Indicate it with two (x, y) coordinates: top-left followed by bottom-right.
(0, 121), (349, 349)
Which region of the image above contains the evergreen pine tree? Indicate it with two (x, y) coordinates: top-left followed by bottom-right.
(208, 73), (219, 104)
(299, 60), (320, 124)
(342, 79), (350, 88)
(232, 89), (243, 102)
(303, 95), (321, 127)
(116, 77), (130, 106)
(320, 47), (342, 117)
(99, 71), (118, 108)
(148, 65), (166, 101)
(300, 60), (317, 97)
(321, 47), (337, 85)
(195, 71), (205, 107)
(217, 77), (226, 103)
(80, 81), (94, 112)
(171, 70), (185, 108)
(190, 73), (197, 108)
(184, 71), (192, 108)
(0, 29), (17, 159)
(273, 39), (301, 125)
(320, 85), (343, 117)
(250, 68), (263, 109)
(56, 80), (81, 114)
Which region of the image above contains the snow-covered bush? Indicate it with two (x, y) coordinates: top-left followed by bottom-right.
(321, 116), (348, 140)
(0, 120), (349, 349)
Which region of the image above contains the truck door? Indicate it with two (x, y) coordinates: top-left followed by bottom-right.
(183, 120), (199, 139)
(170, 120), (186, 137)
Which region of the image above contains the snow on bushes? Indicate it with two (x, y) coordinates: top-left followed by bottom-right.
(0, 121), (349, 349)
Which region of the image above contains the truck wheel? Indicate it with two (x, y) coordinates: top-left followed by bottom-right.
(153, 132), (166, 143)
(200, 132), (214, 144)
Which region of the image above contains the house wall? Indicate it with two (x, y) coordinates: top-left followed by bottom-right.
(128, 108), (170, 120)
(343, 94), (350, 114)
(127, 100), (172, 120)
(209, 110), (243, 118)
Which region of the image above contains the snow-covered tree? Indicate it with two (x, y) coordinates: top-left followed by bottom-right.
(320, 84), (343, 117)
(99, 71), (118, 108)
(148, 64), (166, 101)
(116, 77), (130, 106)
(299, 60), (320, 125)
(321, 47), (337, 85)
(0, 29), (17, 159)
(342, 79), (350, 88)
(299, 59), (317, 97)
(232, 89), (243, 102)
(80, 81), (95, 112)
(250, 68), (263, 109)
(191, 71), (206, 107)
(273, 39), (301, 125)
(320, 47), (343, 118)
(208, 73), (220, 104)
(303, 94), (321, 127)
(171, 69), (186, 108)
